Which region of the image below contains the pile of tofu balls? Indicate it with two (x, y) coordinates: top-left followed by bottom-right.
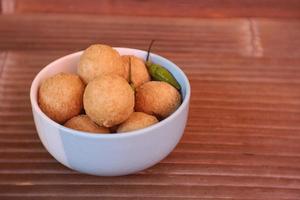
(38, 44), (181, 134)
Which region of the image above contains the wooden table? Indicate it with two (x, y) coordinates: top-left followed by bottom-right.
(0, 1), (300, 199)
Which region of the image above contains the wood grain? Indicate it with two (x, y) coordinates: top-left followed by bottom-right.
(1, 0), (300, 18)
(0, 14), (300, 199)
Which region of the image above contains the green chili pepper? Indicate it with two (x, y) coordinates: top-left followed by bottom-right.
(146, 41), (181, 90)
(146, 62), (181, 90)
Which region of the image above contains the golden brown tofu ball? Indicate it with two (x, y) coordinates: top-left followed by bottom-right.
(78, 44), (125, 83)
(135, 81), (181, 119)
(38, 73), (85, 124)
(117, 112), (158, 133)
(83, 75), (134, 127)
(122, 55), (150, 88)
(64, 115), (110, 134)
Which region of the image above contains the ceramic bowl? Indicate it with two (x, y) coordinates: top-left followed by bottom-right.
(30, 48), (191, 176)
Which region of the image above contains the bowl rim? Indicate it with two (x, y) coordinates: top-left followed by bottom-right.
(30, 47), (191, 139)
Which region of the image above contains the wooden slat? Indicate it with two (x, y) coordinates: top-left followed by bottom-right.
(0, 162), (299, 179)
(1, 185), (300, 199)
(1, 0), (300, 18)
(2, 174), (300, 191)
(0, 15), (299, 59)
(0, 14), (248, 57)
(0, 197), (253, 200)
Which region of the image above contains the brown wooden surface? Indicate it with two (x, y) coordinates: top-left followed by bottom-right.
(1, 0), (300, 18)
(0, 6), (300, 200)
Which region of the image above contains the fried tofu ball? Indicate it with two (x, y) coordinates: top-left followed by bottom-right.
(135, 81), (181, 119)
(122, 55), (150, 88)
(83, 75), (134, 127)
(64, 115), (110, 133)
(78, 44), (125, 83)
(117, 112), (158, 133)
(38, 73), (85, 124)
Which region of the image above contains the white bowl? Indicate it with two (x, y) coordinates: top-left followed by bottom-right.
(30, 48), (191, 176)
